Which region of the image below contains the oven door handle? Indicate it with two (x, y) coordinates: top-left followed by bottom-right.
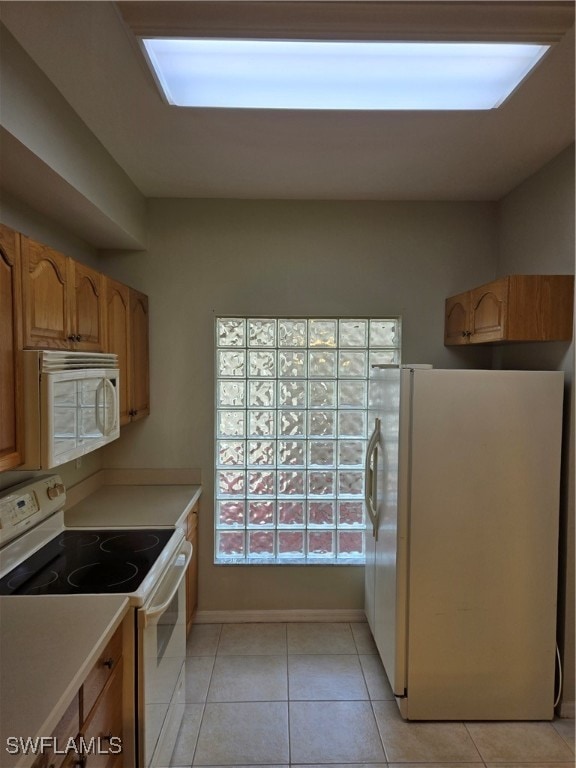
(142, 541), (192, 627)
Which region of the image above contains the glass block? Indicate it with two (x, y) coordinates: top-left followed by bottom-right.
(308, 530), (335, 557)
(217, 470), (245, 496)
(277, 470), (305, 496)
(218, 411), (245, 438)
(338, 470), (364, 496)
(309, 350), (336, 378)
(278, 440), (305, 466)
(278, 319), (307, 348)
(279, 411), (305, 437)
(338, 501), (365, 526)
(248, 350), (276, 377)
(248, 470), (275, 496)
(218, 500), (245, 526)
(369, 319), (399, 347)
(309, 411), (335, 437)
(218, 380), (245, 407)
(218, 349), (246, 377)
(338, 530), (364, 557)
(338, 411), (366, 438)
(249, 380), (275, 408)
(309, 319), (337, 347)
(308, 440), (335, 467)
(217, 530), (245, 557)
(248, 501), (275, 526)
(278, 530), (305, 557)
(308, 380), (335, 408)
(338, 351), (367, 378)
(248, 319), (276, 347)
(217, 318), (245, 347)
(248, 530), (275, 557)
(278, 500), (305, 525)
(338, 440), (364, 467)
(308, 501), (335, 526)
(308, 471), (335, 496)
(218, 440), (245, 466)
(279, 380), (306, 408)
(278, 351), (306, 378)
(338, 381), (367, 408)
(339, 319), (368, 347)
(248, 440), (275, 466)
(369, 349), (400, 367)
(248, 410), (275, 437)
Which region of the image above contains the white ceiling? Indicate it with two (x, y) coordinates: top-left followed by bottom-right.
(1, 0), (574, 203)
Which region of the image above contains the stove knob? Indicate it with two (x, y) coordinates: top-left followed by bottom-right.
(47, 483), (65, 500)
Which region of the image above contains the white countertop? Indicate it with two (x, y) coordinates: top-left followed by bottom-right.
(64, 484), (202, 529)
(0, 595), (129, 768)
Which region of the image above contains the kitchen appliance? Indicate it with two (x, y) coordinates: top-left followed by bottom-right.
(364, 365), (564, 721)
(0, 475), (191, 768)
(21, 350), (120, 469)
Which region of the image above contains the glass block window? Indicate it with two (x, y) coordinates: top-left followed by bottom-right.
(215, 317), (401, 564)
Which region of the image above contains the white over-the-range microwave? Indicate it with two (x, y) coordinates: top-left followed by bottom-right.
(21, 350), (120, 469)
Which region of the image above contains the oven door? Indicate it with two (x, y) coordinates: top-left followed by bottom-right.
(137, 539), (192, 768)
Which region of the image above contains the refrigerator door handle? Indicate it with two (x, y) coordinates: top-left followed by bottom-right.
(364, 418), (381, 540)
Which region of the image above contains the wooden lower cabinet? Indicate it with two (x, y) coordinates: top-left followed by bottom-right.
(186, 503), (199, 635)
(31, 624), (128, 768)
(81, 659), (124, 768)
(31, 695), (80, 768)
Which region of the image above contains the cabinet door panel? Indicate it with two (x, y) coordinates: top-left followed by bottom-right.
(130, 290), (150, 420)
(470, 279), (507, 343)
(22, 238), (70, 348)
(444, 292), (470, 345)
(0, 224), (24, 471)
(72, 261), (105, 351)
(105, 279), (131, 426)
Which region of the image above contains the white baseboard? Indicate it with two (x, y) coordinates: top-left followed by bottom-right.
(557, 700), (575, 718)
(194, 608), (367, 624)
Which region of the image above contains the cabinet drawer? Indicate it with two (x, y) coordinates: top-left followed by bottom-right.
(82, 626), (122, 722)
(81, 660), (124, 768)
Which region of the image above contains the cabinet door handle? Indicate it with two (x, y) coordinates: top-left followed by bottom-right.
(103, 657), (114, 669)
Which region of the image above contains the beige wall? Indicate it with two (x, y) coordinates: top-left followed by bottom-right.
(495, 143), (575, 714)
(102, 199), (497, 612)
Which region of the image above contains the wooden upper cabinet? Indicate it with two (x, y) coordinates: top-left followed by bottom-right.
(21, 236), (105, 351)
(105, 278), (132, 426)
(0, 224), (24, 471)
(70, 260), (106, 351)
(105, 279), (150, 425)
(129, 288), (150, 421)
(22, 236), (70, 349)
(444, 291), (470, 346)
(445, 275), (574, 345)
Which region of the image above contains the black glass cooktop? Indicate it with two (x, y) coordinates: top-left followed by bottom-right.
(0, 529), (174, 596)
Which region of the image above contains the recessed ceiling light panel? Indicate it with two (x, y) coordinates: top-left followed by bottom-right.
(141, 38), (550, 110)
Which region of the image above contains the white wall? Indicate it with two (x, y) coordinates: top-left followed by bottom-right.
(102, 199), (497, 612)
(495, 143), (575, 715)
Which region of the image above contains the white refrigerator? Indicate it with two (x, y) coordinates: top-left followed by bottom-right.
(364, 366), (564, 720)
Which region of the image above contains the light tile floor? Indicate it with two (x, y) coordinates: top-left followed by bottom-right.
(167, 622), (575, 767)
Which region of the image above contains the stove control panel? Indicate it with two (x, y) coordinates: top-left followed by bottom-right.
(0, 475), (65, 547)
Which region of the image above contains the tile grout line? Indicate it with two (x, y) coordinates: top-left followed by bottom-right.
(189, 624), (222, 767)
